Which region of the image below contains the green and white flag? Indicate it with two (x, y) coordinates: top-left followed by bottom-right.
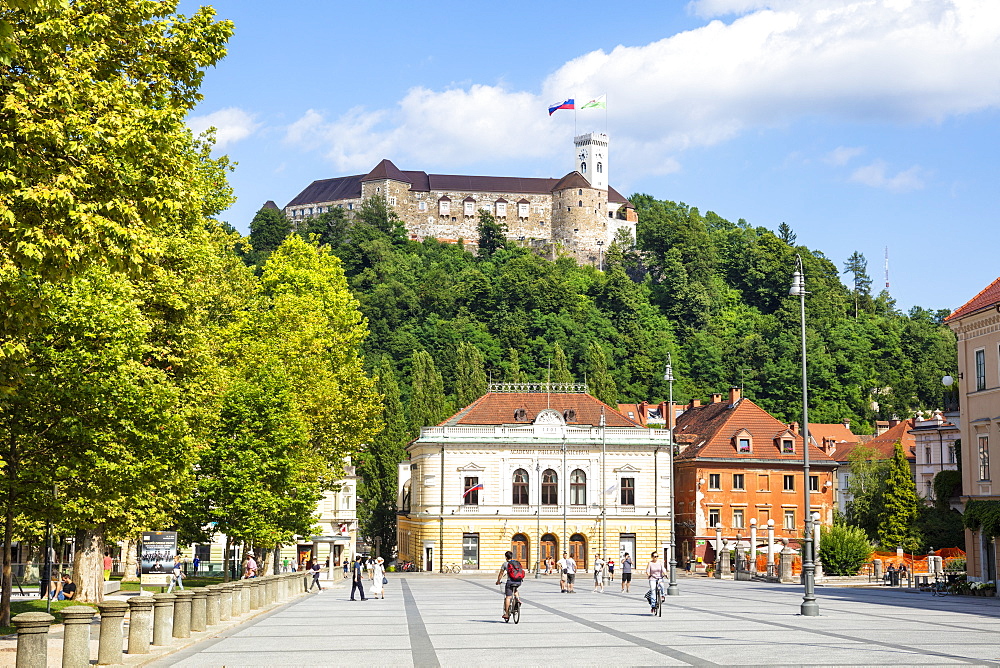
(581, 94), (606, 110)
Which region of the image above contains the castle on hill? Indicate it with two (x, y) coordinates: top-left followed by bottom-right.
(280, 133), (637, 264)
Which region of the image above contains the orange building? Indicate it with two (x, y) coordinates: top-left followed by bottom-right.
(673, 388), (838, 568)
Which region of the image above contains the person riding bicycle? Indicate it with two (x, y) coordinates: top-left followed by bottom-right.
(496, 550), (524, 621)
(645, 551), (665, 614)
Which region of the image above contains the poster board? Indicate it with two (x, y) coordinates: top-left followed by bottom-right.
(140, 531), (178, 586)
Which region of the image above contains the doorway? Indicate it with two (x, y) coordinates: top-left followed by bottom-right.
(569, 533), (587, 568)
(511, 534), (529, 568)
(619, 533), (636, 562)
(425, 546), (434, 572)
(541, 534), (558, 565)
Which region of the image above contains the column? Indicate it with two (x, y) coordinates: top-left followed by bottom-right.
(749, 519), (759, 574)
(96, 600), (129, 666)
(220, 582), (233, 621)
(241, 580), (251, 614)
(12, 612), (53, 668)
(812, 512), (824, 581)
(60, 606), (96, 668)
(190, 587), (208, 632)
(152, 592), (175, 646)
(249, 579), (261, 609)
(126, 595), (155, 655)
(779, 539), (795, 583)
(766, 519), (775, 576)
(172, 590), (194, 638)
(206, 584), (222, 626)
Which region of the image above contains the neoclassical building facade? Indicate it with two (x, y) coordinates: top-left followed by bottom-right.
(396, 386), (672, 573)
(282, 133), (637, 265)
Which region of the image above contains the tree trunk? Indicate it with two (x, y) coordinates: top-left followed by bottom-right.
(121, 538), (139, 582)
(72, 526), (105, 603)
(259, 548), (272, 576)
(1, 492), (14, 627)
(222, 535), (231, 582)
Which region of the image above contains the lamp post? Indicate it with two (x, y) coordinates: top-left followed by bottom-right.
(597, 240), (604, 271)
(536, 460), (541, 579)
(789, 254), (819, 616)
(665, 355), (679, 596)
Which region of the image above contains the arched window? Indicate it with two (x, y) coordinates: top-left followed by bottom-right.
(542, 469), (558, 505)
(512, 469), (529, 505)
(580, 162), (586, 173)
(597, 162), (603, 173)
(401, 480), (411, 514)
(570, 469), (587, 505)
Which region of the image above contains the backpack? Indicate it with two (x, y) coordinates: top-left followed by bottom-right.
(506, 559), (525, 581)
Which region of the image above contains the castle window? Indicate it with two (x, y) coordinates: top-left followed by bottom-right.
(439, 199), (450, 216)
(496, 202), (507, 217)
(388, 197), (397, 206)
(518, 203), (529, 218)
(580, 162), (586, 173)
(348, 203), (354, 210)
(578, 189), (583, 195)
(376, 187), (381, 193)
(464, 200), (475, 216)
(418, 201), (427, 212)
(597, 162), (603, 173)
(578, 201), (583, 207)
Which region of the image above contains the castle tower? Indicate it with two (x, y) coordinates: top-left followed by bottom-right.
(574, 132), (608, 191)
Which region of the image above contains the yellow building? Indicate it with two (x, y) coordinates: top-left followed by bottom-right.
(396, 385), (673, 574)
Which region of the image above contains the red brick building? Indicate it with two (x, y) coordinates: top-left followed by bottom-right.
(673, 388), (838, 568)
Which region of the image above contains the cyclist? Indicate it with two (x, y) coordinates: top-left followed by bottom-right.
(645, 551), (665, 614)
(495, 550), (524, 621)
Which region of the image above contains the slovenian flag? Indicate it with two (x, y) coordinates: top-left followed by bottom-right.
(581, 94), (606, 110)
(463, 483), (484, 497)
(548, 99), (575, 115)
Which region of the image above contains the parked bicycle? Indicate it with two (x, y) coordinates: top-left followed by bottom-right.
(445, 562), (462, 574)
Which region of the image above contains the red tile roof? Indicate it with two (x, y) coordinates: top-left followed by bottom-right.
(945, 276), (1000, 322)
(864, 419), (916, 461)
(442, 392), (641, 428)
(674, 398), (836, 464)
(808, 422), (856, 445)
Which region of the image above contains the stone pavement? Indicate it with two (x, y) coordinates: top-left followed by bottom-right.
(153, 573), (1000, 667)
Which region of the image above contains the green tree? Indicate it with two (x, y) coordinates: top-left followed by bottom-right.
(588, 342), (618, 406)
(249, 205), (291, 258)
(477, 209), (508, 259)
(299, 207), (350, 248)
(819, 524), (873, 575)
(778, 222), (797, 245)
(410, 350), (448, 434)
(845, 445), (889, 541)
(878, 441), (920, 550)
(454, 342), (487, 407)
(552, 342), (574, 385)
(843, 251), (872, 317)
(356, 195), (408, 244)
(505, 348), (525, 383)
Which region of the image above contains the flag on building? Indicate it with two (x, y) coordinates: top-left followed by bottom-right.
(463, 482), (484, 497)
(548, 99), (575, 115)
(581, 94), (606, 110)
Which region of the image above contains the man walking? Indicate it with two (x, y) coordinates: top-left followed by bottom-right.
(309, 560), (323, 591)
(564, 553), (577, 593)
(593, 553), (605, 592)
(621, 552), (633, 592)
(350, 555), (367, 601)
(558, 551), (569, 592)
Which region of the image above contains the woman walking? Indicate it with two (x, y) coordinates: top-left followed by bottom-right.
(593, 553), (606, 592)
(371, 557), (386, 599)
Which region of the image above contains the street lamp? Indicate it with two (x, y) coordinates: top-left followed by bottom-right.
(597, 240), (604, 271)
(789, 254), (819, 616)
(665, 355), (679, 596)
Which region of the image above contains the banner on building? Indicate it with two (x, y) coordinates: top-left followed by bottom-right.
(140, 531), (178, 586)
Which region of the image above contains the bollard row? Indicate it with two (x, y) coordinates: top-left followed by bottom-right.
(12, 572), (309, 666)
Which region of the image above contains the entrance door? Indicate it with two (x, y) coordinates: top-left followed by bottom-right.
(425, 546), (433, 572)
(541, 534), (558, 564)
(569, 533), (587, 568)
(511, 534), (529, 568)
(619, 534), (636, 562)
(986, 535), (997, 582)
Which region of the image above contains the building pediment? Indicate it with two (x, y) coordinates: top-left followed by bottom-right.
(458, 462), (485, 472)
(613, 463), (641, 473)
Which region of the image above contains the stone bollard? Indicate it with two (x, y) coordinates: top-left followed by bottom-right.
(874, 558), (883, 581)
(61, 605), (96, 668)
(206, 584), (222, 626)
(779, 540), (796, 583)
(267, 576), (277, 604)
(232, 582), (245, 617)
(152, 592), (175, 645)
(172, 590), (194, 638)
(13, 611), (54, 668)
(96, 599), (129, 666)
(249, 579), (261, 610)
(220, 582), (233, 621)
(127, 595), (155, 654)
(240, 580), (251, 614)
(190, 587), (208, 632)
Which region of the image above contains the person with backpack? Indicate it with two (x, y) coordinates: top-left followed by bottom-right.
(495, 550), (524, 621)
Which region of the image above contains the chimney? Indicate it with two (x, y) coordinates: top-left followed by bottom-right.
(789, 422), (799, 435)
(842, 418), (851, 430)
(711, 393), (723, 404)
(689, 398), (701, 409)
(888, 418), (901, 428)
(728, 387), (741, 404)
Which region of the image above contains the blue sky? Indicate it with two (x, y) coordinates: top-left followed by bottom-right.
(180, 0), (1000, 313)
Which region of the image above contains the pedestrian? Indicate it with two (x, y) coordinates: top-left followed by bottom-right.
(193, 555), (200, 574)
(558, 551), (569, 592)
(350, 555), (367, 601)
(283, 557), (290, 573)
(57, 573), (76, 601)
(885, 563), (896, 585)
(371, 557), (386, 599)
(343, 559), (349, 579)
(608, 558), (615, 582)
(621, 552), (633, 592)
(645, 551), (665, 613)
(103, 552), (113, 581)
(245, 553), (258, 579)
(593, 553), (605, 592)
(564, 553), (577, 593)
(167, 558), (185, 593)
(308, 560), (323, 591)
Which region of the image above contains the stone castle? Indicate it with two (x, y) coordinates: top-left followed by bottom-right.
(280, 133), (637, 265)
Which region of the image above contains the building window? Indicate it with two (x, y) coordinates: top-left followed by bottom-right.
(464, 200), (474, 216)
(758, 474), (770, 491)
(512, 469), (529, 505)
(979, 435), (991, 481)
(948, 446), (956, 464)
(542, 469), (558, 505)
(709, 508), (721, 528)
(737, 438), (751, 453)
(388, 197), (397, 206)
(783, 475), (795, 491)
(463, 477), (480, 505)
(925, 480), (933, 498)
(418, 201), (427, 212)
(732, 474), (745, 490)
(709, 473), (721, 490)
(570, 469), (587, 505)
(976, 348), (986, 391)
(925, 445), (932, 464)
(782, 439), (794, 454)
(496, 202), (507, 217)
(462, 534), (479, 569)
(578, 189), (583, 195)
(620, 478), (635, 505)
(518, 203), (529, 218)
(439, 200), (450, 215)
(597, 162), (603, 173)
(783, 510), (795, 530)
(348, 202), (354, 210)
(733, 508), (745, 529)
(578, 200), (583, 207)
(809, 475), (819, 492)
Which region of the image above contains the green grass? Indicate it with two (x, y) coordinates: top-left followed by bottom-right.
(1, 599), (98, 636)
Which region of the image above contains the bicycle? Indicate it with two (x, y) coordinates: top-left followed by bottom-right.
(649, 578), (664, 616)
(446, 563), (462, 574)
(505, 587), (522, 624)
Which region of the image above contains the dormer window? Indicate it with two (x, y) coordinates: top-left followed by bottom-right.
(734, 429), (752, 453)
(518, 202), (529, 218)
(738, 438), (751, 453)
(782, 439), (795, 454)
(496, 201), (507, 217)
(439, 198), (450, 216)
(464, 199), (475, 216)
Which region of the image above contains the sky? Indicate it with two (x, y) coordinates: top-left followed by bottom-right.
(179, 0), (1000, 313)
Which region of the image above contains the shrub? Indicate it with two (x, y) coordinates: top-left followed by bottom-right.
(819, 524), (873, 575)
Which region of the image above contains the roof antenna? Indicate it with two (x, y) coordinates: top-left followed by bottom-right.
(884, 246), (890, 291)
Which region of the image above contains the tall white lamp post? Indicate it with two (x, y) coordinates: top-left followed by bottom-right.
(665, 355), (679, 595)
(790, 254), (819, 616)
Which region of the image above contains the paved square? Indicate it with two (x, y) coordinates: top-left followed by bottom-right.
(156, 575), (1000, 667)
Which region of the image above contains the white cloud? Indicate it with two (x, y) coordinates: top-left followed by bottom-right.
(187, 107), (260, 149)
(849, 160), (926, 192)
(285, 1), (1000, 179)
(825, 146), (865, 166)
